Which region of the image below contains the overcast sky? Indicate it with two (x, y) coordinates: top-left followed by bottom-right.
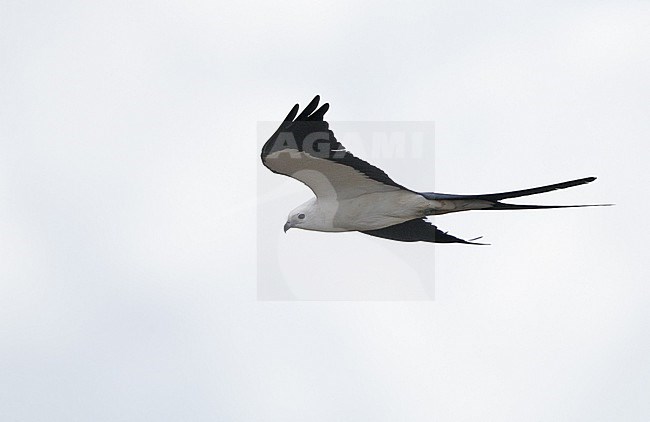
(1, 0), (649, 420)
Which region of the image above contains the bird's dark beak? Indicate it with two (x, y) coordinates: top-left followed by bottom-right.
(283, 222), (291, 233)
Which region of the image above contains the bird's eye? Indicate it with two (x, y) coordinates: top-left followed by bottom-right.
(298, 213), (305, 219)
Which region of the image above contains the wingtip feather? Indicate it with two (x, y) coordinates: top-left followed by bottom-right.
(467, 236), (490, 245)
(311, 103), (330, 120)
(295, 95), (321, 120)
(284, 104), (299, 122)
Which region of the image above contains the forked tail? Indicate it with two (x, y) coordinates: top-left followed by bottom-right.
(421, 176), (612, 210)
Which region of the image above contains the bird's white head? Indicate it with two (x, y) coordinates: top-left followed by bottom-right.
(284, 200), (316, 233)
(283, 198), (344, 233)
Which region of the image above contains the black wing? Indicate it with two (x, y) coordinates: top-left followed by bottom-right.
(261, 96), (414, 199)
(361, 219), (487, 245)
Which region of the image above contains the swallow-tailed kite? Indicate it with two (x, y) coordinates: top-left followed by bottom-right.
(261, 96), (607, 244)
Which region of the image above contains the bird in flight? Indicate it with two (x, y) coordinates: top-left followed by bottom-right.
(261, 96), (607, 244)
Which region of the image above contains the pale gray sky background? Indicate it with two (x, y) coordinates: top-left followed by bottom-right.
(1, 0), (649, 420)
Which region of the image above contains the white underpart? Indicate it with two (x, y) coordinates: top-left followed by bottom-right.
(294, 193), (494, 232)
(331, 191), (431, 231)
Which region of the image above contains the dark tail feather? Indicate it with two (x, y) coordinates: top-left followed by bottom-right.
(422, 177), (600, 202)
(490, 202), (613, 210)
(473, 177), (596, 201)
